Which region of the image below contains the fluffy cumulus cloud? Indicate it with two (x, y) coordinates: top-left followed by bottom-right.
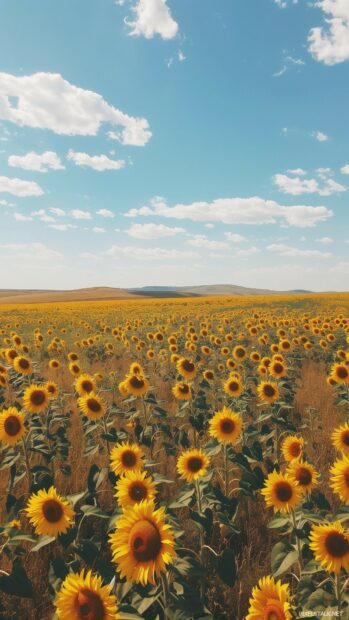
(70, 209), (92, 220)
(125, 0), (178, 39)
(267, 243), (331, 258)
(187, 235), (228, 250)
(316, 236), (333, 244)
(105, 245), (197, 259)
(0, 175), (44, 197)
(341, 164), (349, 174)
(97, 209), (115, 218)
(67, 150), (125, 171)
(273, 172), (346, 196)
(124, 195), (332, 228)
(224, 232), (246, 243)
(0, 72), (152, 146)
(308, 0), (349, 65)
(8, 151), (65, 173)
(126, 222), (185, 239)
(0, 242), (62, 260)
(312, 130), (329, 142)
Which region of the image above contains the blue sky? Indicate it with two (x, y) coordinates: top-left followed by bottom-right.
(0, 0), (348, 291)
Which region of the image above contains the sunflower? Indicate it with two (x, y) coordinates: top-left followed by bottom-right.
(13, 356), (32, 375)
(172, 381), (192, 400)
(55, 569), (119, 619)
(115, 470), (156, 508)
(23, 384), (49, 413)
(176, 357), (196, 380)
(110, 442), (145, 476)
(75, 373), (96, 396)
(124, 374), (149, 397)
(261, 471), (302, 512)
(78, 392), (106, 420)
(109, 500), (175, 585)
(330, 456), (349, 504)
(269, 360), (287, 379)
(223, 376), (244, 398)
(49, 359), (60, 369)
(68, 352), (79, 362)
(309, 521), (349, 573)
(331, 363), (349, 384)
(287, 461), (319, 492)
(177, 449), (210, 483)
(69, 362), (81, 376)
(281, 436), (304, 462)
(203, 369), (214, 382)
(257, 381), (280, 404)
(129, 362), (144, 375)
(209, 407), (242, 445)
(332, 422), (349, 456)
(25, 486), (74, 537)
(246, 575), (292, 620)
(46, 381), (59, 399)
(0, 407), (26, 446)
(233, 345), (246, 361)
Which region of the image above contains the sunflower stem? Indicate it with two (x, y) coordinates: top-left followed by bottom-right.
(195, 478), (202, 514)
(290, 509), (303, 573)
(102, 415), (111, 456)
(160, 572), (170, 616)
(335, 572), (341, 613)
(224, 444), (229, 498)
(22, 437), (32, 491)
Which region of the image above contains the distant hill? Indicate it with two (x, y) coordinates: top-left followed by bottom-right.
(0, 284), (313, 305)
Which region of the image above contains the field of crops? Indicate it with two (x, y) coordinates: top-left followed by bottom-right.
(0, 293), (349, 620)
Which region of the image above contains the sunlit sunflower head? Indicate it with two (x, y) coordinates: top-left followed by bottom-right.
(331, 363), (349, 384)
(49, 359), (60, 370)
(269, 360), (287, 379)
(332, 422), (349, 456)
(13, 356), (32, 376)
(261, 471), (302, 512)
(257, 380), (280, 404)
(281, 435), (304, 462)
(68, 352), (79, 362)
(75, 373), (97, 396)
(69, 362), (81, 376)
(23, 384), (49, 413)
(110, 442), (145, 476)
(330, 455), (349, 504)
(246, 575), (292, 620)
(0, 407), (26, 446)
(115, 470), (156, 508)
(129, 362), (144, 376)
(209, 407), (242, 445)
(172, 381), (192, 401)
(286, 460), (319, 492)
(233, 345), (246, 361)
(203, 369), (214, 382)
(25, 486), (74, 537)
(46, 381), (59, 399)
(177, 448), (210, 483)
(55, 569), (119, 620)
(109, 500), (175, 585)
(250, 351), (261, 363)
(124, 374), (149, 397)
(223, 376), (244, 398)
(78, 392), (106, 420)
(176, 357), (197, 379)
(309, 521), (349, 573)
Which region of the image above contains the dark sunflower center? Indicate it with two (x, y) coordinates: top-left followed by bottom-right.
(8, 350), (18, 360)
(220, 419), (235, 434)
(235, 348), (244, 358)
(122, 450), (137, 467)
(179, 384), (189, 394)
(342, 432), (349, 446)
(289, 443), (301, 457)
(4, 415), (21, 436)
(130, 519), (162, 562)
(70, 354), (78, 361)
(129, 482), (147, 501)
(77, 589), (105, 620)
(42, 499), (63, 523)
(205, 372), (213, 379)
(72, 365), (79, 373)
(182, 360), (195, 372)
(273, 363), (283, 374)
(337, 366), (348, 379)
(282, 342), (290, 349)
(264, 384), (276, 397)
(82, 381), (93, 393)
(344, 469), (349, 487)
(325, 532), (349, 558)
(87, 398), (102, 413)
(229, 381), (239, 392)
(263, 602), (285, 620)
(297, 467), (312, 486)
(30, 390), (46, 406)
(187, 456), (204, 473)
(275, 482), (293, 502)
(19, 359), (30, 369)
(129, 376), (144, 389)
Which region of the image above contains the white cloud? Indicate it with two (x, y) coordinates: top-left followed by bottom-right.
(316, 236), (333, 244)
(67, 150), (125, 171)
(125, 0), (179, 40)
(124, 195), (332, 228)
(274, 0), (298, 7)
(340, 164), (349, 174)
(0, 72), (151, 146)
(105, 245), (197, 260)
(70, 209), (92, 220)
(312, 130), (329, 142)
(273, 173), (345, 196)
(14, 212), (32, 221)
(267, 243), (331, 258)
(49, 223), (76, 231)
(224, 232), (246, 243)
(50, 208), (66, 217)
(8, 150), (65, 173)
(127, 222), (185, 239)
(96, 209), (115, 218)
(0, 175), (44, 197)
(0, 242), (62, 260)
(31, 209), (55, 223)
(308, 0), (349, 65)
(187, 235), (228, 250)
(92, 227), (106, 233)
(237, 246), (260, 256)
(287, 168), (307, 175)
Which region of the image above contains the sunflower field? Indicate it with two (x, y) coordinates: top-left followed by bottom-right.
(0, 293), (349, 620)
